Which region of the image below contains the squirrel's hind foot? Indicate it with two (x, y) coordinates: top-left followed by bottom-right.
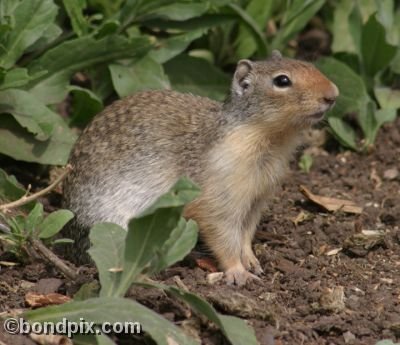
(224, 263), (261, 286)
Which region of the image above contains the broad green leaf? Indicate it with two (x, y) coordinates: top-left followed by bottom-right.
(164, 54), (230, 101)
(24, 297), (199, 345)
(0, 0), (58, 69)
(62, 0), (88, 36)
(228, 3), (268, 57)
(88, 223), (126, 297)
(361, 14), (397, 77)
(39, 209), (74, 239)
(114, 178), (200, 296)
(235, 0), (273, 58)
(139, 177), (200, 217)
(27, 35), (152, 104)
(0, 168), (26, 203)
(391, 49), (400, 74)
(150, 29), (207, 64)
(143, 14), (235, 31)
(25, 23), (62, 53)
(151, 284), (259, 345)
(0, 114), (77, 165)
(272, 0), (325, 50)
(109, 56), (170, 98)
(374, 87), (400, 110)
(87, 64), (114, 101)
(68, 86), (103, 127)
(0, 68), (37, 90)
(316, 57), (369, 118)
(150, 218), (198, 273)
(95, 19), (120, 39)
(359, 101), (397, 146)
(357, 0), (377, 22)
(26, 203), (44, 234)
(328, 117), (358, 150)
(331, 1), (362, 54)
(376, 0), (399, 45)
(0, 89), (59, 140)
(137, 2), (209, 22)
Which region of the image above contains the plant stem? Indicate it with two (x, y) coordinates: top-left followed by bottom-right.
(0, 165), (73, 212)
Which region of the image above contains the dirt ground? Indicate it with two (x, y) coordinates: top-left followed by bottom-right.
(1, 117), (399, 345)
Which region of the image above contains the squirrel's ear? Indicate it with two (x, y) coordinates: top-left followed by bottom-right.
(232, 59), (253, 96)
(271, 50), (282, 60)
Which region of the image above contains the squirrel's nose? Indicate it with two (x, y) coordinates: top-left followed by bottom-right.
(323, 82), (339, 106)
(323, 96), (336, 106)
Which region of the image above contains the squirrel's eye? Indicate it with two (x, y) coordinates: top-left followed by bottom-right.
(273, 74), (292, 88)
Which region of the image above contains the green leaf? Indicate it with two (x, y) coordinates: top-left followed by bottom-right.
(228, 3), (268, 57)
(39, 209), (74, 239)
(0, 68), (37, 90)
(95, 19), (120, 39)
(27, 35), (152, 104)
(316, 57), (369, 118)
(298, 153), (313, 173)
(0, 0), (58, 69)
(62, 0), (88, 36)
(391, 49), (400, 74)
(73, 281), (100, 301)
(153, 284), (259, 345)
(0, 168), (26, 203)
(235, 0), (273, 58)
(68, 86), (103, 127)
(143, 14), (235, 31)
(137, 1), (209, 22)
(109, 56), (170, 98)
(375, 340), (400, 345)
(24, 297), (199, 345)
(87, 64), (114, 101)
(331, 1), (361, 54)
(138, 177), (200, 217)
(0, 89), (59, 140)
(164, 54), (230, 101)
(374, 87), (400, 110)
(361, 14), (397, 77)
(114, 178), (200, 297)
(272, 0), (325, 50)
(0, 114), (77, 165)
(150, 29), (207, 64)
(88, 223), (126, 297)
(25, 23), (62, 54)
(359, 101), (397, 146)
(328, 117), (358, 150)
(150, 218), (198, 273)
(26, 203), (44, 234)
(376, 0), (399, 45)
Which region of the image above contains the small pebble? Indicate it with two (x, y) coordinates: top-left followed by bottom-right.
(206, 272), (224, 284)
(384, 168), (399, 180)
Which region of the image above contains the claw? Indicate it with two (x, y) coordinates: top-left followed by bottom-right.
(225, 266), (261, 286)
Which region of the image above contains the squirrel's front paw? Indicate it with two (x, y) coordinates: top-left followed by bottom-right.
(224, 264), (261, 286)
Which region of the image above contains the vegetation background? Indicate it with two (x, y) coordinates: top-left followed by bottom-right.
(0, 1), (399, 345)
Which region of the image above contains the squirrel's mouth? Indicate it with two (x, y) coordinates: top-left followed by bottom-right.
(308, 111), (325, 121)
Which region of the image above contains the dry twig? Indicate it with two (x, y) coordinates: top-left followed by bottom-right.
(0, 165), (73, 212)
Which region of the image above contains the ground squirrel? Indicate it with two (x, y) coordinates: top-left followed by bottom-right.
(63, 51), (338, 285)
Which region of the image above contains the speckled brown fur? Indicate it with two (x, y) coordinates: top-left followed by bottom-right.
(62, 51), (338, 285)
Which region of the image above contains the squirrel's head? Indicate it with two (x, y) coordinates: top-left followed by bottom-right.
(228, 51), (339, 129)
